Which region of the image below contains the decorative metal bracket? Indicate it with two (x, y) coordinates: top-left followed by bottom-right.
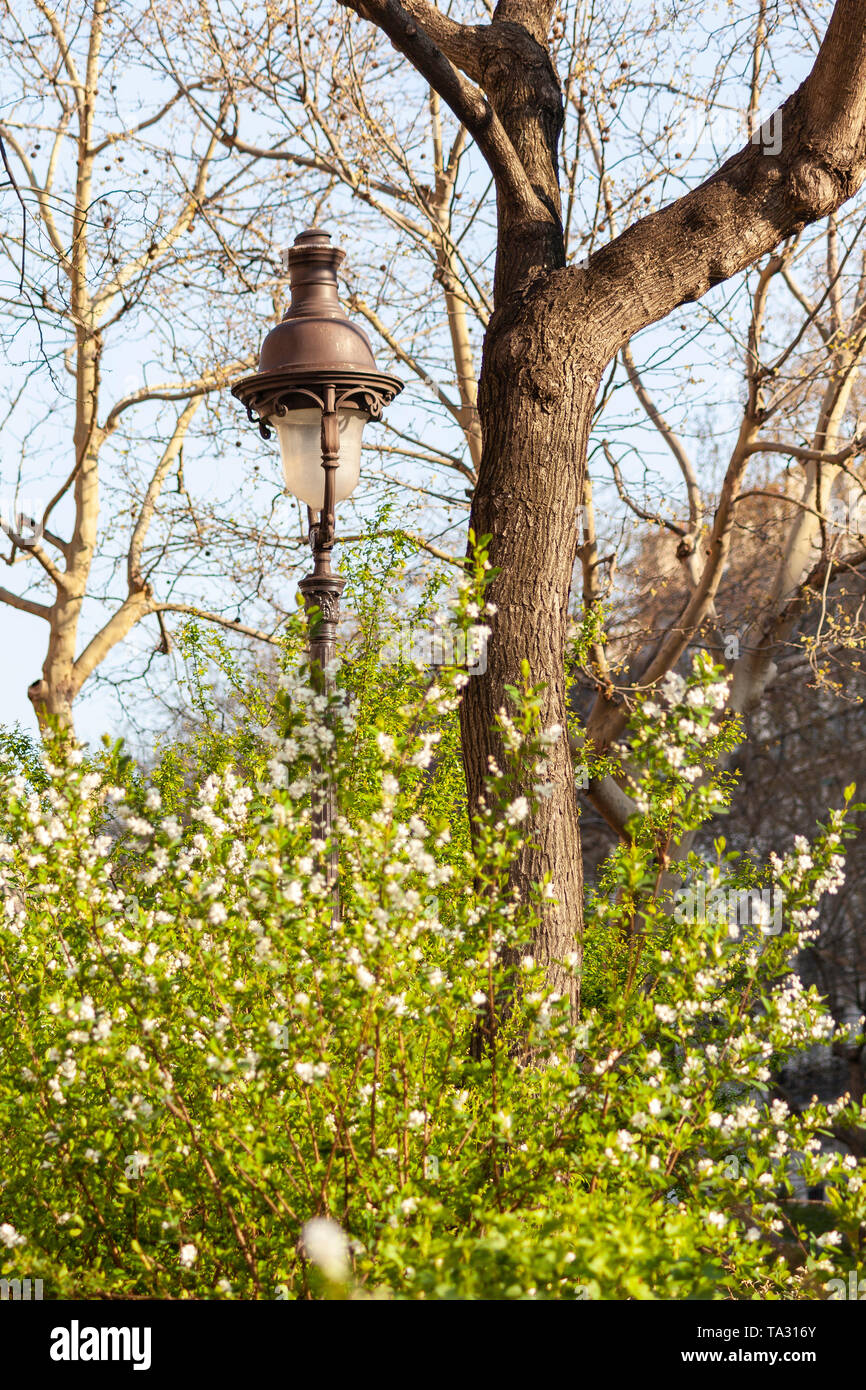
(233, 368), (403, 442)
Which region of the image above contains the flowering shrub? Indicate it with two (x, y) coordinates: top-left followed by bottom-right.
(0, 551), (863, 1300)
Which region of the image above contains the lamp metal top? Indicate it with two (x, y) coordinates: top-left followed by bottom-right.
(232, 228), (402, 429)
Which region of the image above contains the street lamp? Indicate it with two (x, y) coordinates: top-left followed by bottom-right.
(232, 228), (403, 884)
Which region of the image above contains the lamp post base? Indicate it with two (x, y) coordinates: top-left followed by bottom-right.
(299, 566), (345, 905)
(298, 570), (345, 682)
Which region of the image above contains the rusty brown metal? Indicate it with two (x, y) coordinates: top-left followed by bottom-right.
(232, 229), (402, 435)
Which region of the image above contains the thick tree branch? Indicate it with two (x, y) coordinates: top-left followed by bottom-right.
(339, 0), (548, 220)
(491, 1), (558, 46)
(357, 0), (486, 81)
(584, 772), (639, 840)
(742, 434), (866, 465)
(580, 0), (866, 354)
(71, 592), (154, 691)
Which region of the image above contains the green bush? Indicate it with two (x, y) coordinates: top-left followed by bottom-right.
(0, 545), (863, 1300)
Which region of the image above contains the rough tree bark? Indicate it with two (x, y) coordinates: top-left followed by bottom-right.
(341, 0), (866, 1012)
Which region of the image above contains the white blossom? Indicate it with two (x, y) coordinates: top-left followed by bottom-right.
(301, 1218), (349, 1282)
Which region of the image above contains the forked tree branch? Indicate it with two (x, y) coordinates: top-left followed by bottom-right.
(354, 0), (485, 80)
(338, 0), (548, 219)
(102, 360), (255, 435)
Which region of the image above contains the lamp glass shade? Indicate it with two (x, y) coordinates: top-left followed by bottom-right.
(272, 406), (367, 509)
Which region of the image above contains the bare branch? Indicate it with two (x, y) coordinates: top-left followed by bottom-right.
(154, 604), (284, 646)
(102, 361), (254, 435)
(33, 0), (84, 109)
(621, 345), (702, 530)
(742, 435), (866, 466)
(128, 400), (201, 591)
(0, 585), (52, 621)
(601, 441), (687, 538)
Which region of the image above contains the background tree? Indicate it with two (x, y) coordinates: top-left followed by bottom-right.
(580, 214), (866, 826)
(0, 0), (325, 732)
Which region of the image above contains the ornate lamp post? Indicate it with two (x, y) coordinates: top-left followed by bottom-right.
(232, 228), (403, 885)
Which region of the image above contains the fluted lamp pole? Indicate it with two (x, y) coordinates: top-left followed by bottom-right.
(232, 229), (403, 892)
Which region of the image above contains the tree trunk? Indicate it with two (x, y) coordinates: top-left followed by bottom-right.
(26, 331), (103, 738)
(456, 11), (586, 1013)
(462, 296), (598, 1015)
(28, 587), (86, 735)
(28, 671), (76, 734)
